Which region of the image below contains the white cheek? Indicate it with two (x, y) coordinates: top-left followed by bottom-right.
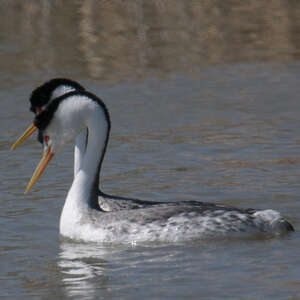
(44, 96), (91, 152)
(46, 114), (85, 152)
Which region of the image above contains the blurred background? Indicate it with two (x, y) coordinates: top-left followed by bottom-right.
(1, 0), (300, 86)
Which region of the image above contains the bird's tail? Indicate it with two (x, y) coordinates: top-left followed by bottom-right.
(253, 210), (294, 233)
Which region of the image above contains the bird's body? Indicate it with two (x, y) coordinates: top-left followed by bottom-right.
(61, 199), (291, 243)
(12, 80), (294, 243)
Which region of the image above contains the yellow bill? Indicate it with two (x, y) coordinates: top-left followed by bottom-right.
(10, 124), (37, 150)
(25, 146), (54, 194)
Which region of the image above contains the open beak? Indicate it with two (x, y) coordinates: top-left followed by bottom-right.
(25, 146), (54, 194)
(10, 124), (37, 150)
(11, 123), (54, 193)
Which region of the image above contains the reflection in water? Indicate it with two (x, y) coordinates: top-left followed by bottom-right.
(58, 240), (187, 300)
(58, 241), (112, 299)
(1, 0), (300, 84)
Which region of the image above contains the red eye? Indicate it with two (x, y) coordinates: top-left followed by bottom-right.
(37, 107), (42, 113)
(45, 136), (50, 143)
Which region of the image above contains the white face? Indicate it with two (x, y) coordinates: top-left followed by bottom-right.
(42, 95), (93, 154)
(37, 85), (80, 151)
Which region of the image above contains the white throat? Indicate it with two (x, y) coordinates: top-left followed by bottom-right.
(74, 130), (87, 178)
(58, 98), (109, 236)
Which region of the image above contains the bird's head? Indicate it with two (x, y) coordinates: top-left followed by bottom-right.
(11, 90), (110, 194)
(29, 78), (85, 114)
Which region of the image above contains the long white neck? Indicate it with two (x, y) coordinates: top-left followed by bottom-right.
(60, 103), (109, 233)
(50, 84), (86, 178)
(74, 130), (87, 178)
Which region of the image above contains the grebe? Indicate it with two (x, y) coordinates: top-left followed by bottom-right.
(11, 89), (294, 242)
(28, 78), (166, 211)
